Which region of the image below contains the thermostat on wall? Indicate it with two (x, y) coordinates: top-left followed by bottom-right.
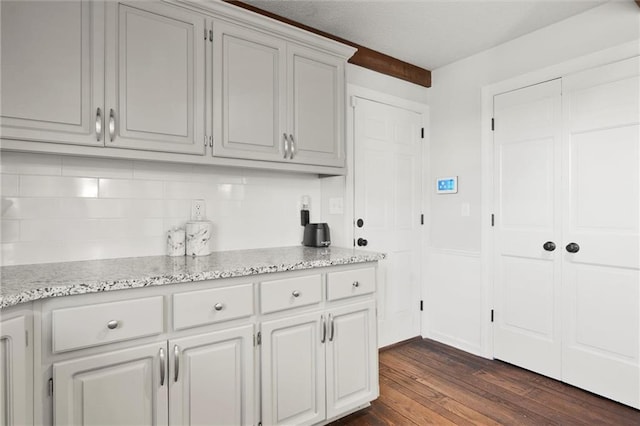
(436, 176), (458, 194)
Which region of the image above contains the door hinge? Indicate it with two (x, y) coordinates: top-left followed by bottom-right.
(491, 309), (494, 322)
(491, 118), (495, 131)
(421, 128), (425, 139)
(209, 30), (213, 42)
(420, 214), (424, 225)
(420, 300), (424, 311)
(491, 213), (495, 227)
(48, 378), (54, 397)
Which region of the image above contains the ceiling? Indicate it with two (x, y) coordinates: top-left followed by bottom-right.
(243, 0), (609, 70)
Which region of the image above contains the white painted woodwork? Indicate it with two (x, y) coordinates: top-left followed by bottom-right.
(0, 312), (32, 426)
(354, 97), (423, 347)
(104, 1), (205, 154)
(51, 295), (164, 353)
(260, 274), (322, 314)
(561, 56), (639, 408)
(325, 300), (378, 419)
(213, 20), (287, 161)
(169, 325), (254, 426)
(261, 312), (326, 426)
(53, 342), (169, 425)
(0, 0), (104, 146)
(493, 79), (563, 379)
(326, 267), (376, 301)
(172, 283), (254, 330)
(288, 44), (345, 167)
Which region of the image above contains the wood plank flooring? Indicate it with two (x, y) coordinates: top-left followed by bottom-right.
(332, 338), (640, 425)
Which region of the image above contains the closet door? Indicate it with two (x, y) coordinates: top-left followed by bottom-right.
(561, 56), (640, 408)
(492, 79), (563, 379)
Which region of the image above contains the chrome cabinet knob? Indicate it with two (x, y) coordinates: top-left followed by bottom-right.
(214, 303), (224, 311)
(566, 242), (580, 253)
(107, 320), (119, 330)
(352, 281), (360, 288)
(292, 290), (301, 298)
(543, 241), (556, 252)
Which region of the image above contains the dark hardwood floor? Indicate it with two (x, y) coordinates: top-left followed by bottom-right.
(332, 338), (640, 425)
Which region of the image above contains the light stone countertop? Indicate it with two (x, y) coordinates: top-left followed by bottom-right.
(0, 246), (385, 309)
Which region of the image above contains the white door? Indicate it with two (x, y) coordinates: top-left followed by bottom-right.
(104, 1), (205, 154)
(0, 315), (30, 426)
(53, 342), (169, 425)
(492, 79), (563, 379)
(561, 57), (639, 408)
(0, 0), (104, 146)
(213, 21), (287, 161)
(169, 325), (254, 426)
(353, 97), (423, 347)
(288, 44), (345, 167)
(325, 300), (378, 419)
(261, 312), (325, 426)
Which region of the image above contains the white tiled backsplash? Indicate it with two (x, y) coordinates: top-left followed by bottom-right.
(0, 152), (321, 266)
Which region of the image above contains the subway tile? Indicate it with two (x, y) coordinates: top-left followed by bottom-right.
(128, 199), (164, 218)
(1, 175), (19, 196)
(99, 178), (163, 199)
(163, 181), (214, 200)
(20, 175), (98, 198)
(1, 198), (61, 219)
(1, 219), (20, 243)
(0, 152), (62, 176)
(62, 156), (134, 179)
(133, 160), (194, 181)
(163, 199), (190, 218)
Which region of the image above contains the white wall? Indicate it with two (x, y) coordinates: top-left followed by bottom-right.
(425, 1), (640, 356)
(1, 152), (321, 265)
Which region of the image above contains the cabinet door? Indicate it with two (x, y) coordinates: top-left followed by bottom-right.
(0, 0), (104, 146)
(213, 21), (287, 161)
(169, 325), (254, 426)
(288, 44), (345, 167)
(325, 300), (378, 419)
(261, 312), (325, 426)
(104, 2), (205, 154)
(53, 342), (168, 426)
(0, 314), (32, 426)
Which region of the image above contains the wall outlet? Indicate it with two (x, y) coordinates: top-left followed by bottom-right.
(191, 199), (206, 220)
(329, 197), (344, 215)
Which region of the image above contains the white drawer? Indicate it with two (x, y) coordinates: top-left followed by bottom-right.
(327, 267), (376, 301)
(173, 283), (253, 330)
(51, 296), (164, 353)
(260, 274), (322, 314)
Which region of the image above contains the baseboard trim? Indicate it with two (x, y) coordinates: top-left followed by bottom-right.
(379, 335), (422, 352)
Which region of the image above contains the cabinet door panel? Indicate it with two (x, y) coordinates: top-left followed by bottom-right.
(0, 315), (31, 426)
(105, 2), (205, 154)
(213, 22), (286, 161)
(326, 300), (378, 418)
(169, 325), (254, 426)
(53, 342), (168, 426)
(261, 312), (325, 426)
(0, 0), (103, 145)
(289, 44), (344, 167)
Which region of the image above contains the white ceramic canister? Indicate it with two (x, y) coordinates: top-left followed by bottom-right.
(186, 221), (212, 256)
(167, 227), (186, 257)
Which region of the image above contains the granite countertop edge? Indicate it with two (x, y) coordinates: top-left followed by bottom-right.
(0, 246), (386, 309)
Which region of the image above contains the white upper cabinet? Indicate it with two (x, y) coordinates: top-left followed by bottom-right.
(213, 21), (287, 161)
(288, 44), (345, 168)
(0, 0), (103, 146)
(105, 2), (206, 154)
(212, 21), (349, 168)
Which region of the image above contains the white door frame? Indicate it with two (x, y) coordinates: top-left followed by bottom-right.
(480, 41), (640, 358)
(346, 84), (429, 338)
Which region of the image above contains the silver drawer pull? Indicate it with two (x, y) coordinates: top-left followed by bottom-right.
(292, 290), (301, 298)
(95, 108), (103, 142)
(107, 320), (119, 330)
(353, 281), (360, 288)
(214, 303), (224, 311)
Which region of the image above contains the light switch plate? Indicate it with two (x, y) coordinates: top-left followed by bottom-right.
(329, 197), (344, 214)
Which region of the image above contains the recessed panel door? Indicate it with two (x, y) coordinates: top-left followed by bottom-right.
(561, 56), (640, 408)
(354, 97), (423, 347)
(493, 79), (563, 379)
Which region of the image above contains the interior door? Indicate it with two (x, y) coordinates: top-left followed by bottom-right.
(104, 1), (205, 154)
(561, 56), (640, 408)
(353, 97), (423, 347)
(492, 79), (563, 379)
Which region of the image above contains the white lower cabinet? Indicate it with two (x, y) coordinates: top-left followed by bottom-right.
(260, 299), (377, 426)
(0, 305), (33, 426)
(53, 342), (168, 425)
(169, 325), (254, 426)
